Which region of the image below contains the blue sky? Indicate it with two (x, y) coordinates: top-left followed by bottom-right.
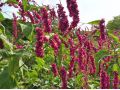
(2, 0), (120, 23)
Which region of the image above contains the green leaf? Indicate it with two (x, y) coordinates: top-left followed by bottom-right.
(87, 20), (100, 25)
(0, 12), (4, 21)
(112, 64), (119, 72)
(7, 0), (17, 3)
(75, 74), (83, 88)
(35, 57), (45, 71)
(22, 0), (28, 11)
(19, 23), (34, 40)
(8, 57), (19, 75)
(95, 50), (109, 62)
(0, 67), (17, 89)
(0, 24), (5, 34)
(108, 32), (119, 43)
(95, 50), (109, 73)
(0, 34), (13, 50)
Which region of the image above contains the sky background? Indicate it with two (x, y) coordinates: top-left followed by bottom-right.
(2, 0), (120, 23)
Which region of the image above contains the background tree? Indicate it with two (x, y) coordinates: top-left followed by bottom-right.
(107, 15), (120, 31)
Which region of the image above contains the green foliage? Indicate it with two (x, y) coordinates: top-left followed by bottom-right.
(112, 64), (119, 72)
(88, 20), (100, 25)
(19, 23), (34, 40)
(107, 15), (120, 31)
(0, 67), (17, 89)
(0, 12), (4, 22)
(108, 32), (120, 43)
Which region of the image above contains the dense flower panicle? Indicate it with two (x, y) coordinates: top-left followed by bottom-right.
(84, 41), (94, 52)
(27, 11), (35, 24)
(113, 71), (119, 89)
(57, 4), (69, 33)
(66, 0), (79, 30)
(70, 15), (79, 29)
(0, 39), (4, 49)
(100, 69), (110, 89)
(35, 27), (44, 57)
(68, 57), (75, 78)
(32, 11), (41, 24)
(49, 8), (57, 20)
(60, 67), (67, 89)
(41, 7), (52, 33)
(69, 38), (76, 57)
(33, 11), (41, 19)
(66, 0), (79, 17)
(76, 31), (83, 46)
(98, 38), (103, 49)
(78, 58), (85, 72)
(50, 39), (59, 55)
(88, 55), (96, 74)
(99, 19), (106, 40)
(78, 48), (87, 71)
(53, 34), (61, 47)
(78, 47), (87, 59)
(12, 13), (18, 39)
(51, 63), (58, 77)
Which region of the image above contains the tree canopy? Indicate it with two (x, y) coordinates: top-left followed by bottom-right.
(107, 15), (120, 31)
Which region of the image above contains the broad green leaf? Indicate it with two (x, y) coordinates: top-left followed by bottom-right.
(112, 64), (119, 72)
(0, 67), (17, 89)
(108, 32), (119, 43)
(8, 57), (19, 76)
(19, 23), (34, 40)
(95, 50), (109, 73)
(87, 20), (100, 25)
(95, 50), (109, 62)
(0, 12), (4, 21)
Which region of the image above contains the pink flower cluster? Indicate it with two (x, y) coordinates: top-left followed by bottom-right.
(69, 38), (76, 57)
(50, 34), (61, 55)
(27, 11), (35, 24)
(49, 8), (57, 20)
(113, 71), (119, 89)
(78, 47), (87, 71)
(100, 69), (110, 89)
(68, 57), (75, 78)
(35, 27), (45, 58)
(66, 0), (79, 31)
(57, 4), (69, 33)
(99, 19), (106, 40)
(41, 7), (52, 33)
(60, 67), (67, 89)
(51, 63), (58, 77)
(88, 55), (96, 74)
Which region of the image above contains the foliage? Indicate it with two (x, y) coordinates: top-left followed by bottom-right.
(107, 15), (120, 31)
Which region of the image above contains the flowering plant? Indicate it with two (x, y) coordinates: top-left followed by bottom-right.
(0, 0), (120, 89)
